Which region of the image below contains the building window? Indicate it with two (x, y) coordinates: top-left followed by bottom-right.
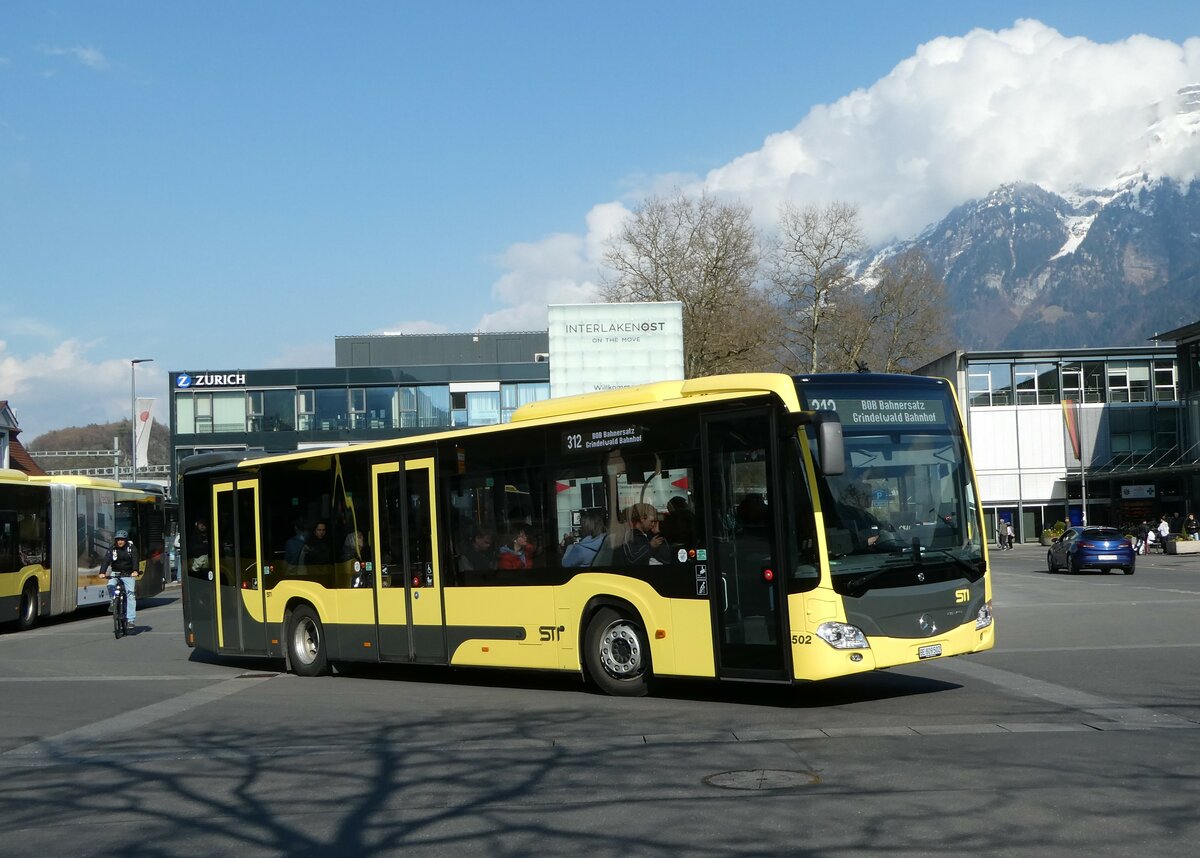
(247, 391), (264, 432)
(195, 393), (213, 433)
(176, 395), (196, 434)
(967, 363), (1011, 407)
(451, 391), (468, 428)
(314, 389), (348, 431)
(1082, 362), (1106, 403)
(364, 387), (397, 429)
(349, 388), (367, 430)
(500, 382), (551, 422)
(297, 390), (315, 431)
(1014, 362), (1060, 405)
(262, 390), (296, 432)
(213, 392), (248, 433)
(1154, 359), (1177, 402)
(466, 391), (501, 426)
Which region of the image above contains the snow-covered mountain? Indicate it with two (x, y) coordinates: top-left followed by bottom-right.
(879, 84), (1200, 350)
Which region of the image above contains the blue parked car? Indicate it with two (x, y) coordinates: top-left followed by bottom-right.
(1046, 527), (1135, 575)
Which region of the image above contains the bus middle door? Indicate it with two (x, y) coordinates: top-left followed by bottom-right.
(212, 479), (268, 655)
(372, 455), (446, 663)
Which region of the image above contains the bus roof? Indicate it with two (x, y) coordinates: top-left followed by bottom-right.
(511, 373), (802, 423)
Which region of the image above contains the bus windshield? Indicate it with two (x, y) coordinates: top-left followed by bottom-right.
(800, 381), (984, 594)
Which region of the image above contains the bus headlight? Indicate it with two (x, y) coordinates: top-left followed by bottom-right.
(816, 621), (869, 650)
(975, 600), (993, 630)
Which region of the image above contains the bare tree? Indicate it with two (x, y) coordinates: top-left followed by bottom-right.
(601, 192), (777, 377)
(767, 202), (864, 373)
(854, 250), (952, 373)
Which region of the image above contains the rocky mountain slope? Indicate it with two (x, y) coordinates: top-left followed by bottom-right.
(882, 84), (1200, 351)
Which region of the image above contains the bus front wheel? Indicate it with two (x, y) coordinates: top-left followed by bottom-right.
(287, 605), (329, 677)
(17, 583), (38, 631)
(584, 607), (650, 697)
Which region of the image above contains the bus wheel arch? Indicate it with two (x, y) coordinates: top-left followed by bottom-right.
(284, 601), (329, 677)
(17, 580), (39, 631)
(581, 601), (652, 697)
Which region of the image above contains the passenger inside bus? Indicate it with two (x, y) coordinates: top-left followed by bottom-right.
(561, 510), (607, 567)
(615, 503), (670, 565)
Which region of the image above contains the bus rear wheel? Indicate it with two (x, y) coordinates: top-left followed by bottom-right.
(17, 583), (38, 631)
(287, 605), (328, 677)
(584, 607), (650, 697)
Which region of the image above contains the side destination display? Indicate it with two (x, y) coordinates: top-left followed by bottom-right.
(806, 392), (949, 428)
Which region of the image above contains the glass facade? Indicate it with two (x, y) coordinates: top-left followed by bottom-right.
(174, 382), (549, 436)
(968, 357), (1176, 409)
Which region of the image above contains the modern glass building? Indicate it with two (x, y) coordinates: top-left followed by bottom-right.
(168, 332), (551, 493)
(919, 346), (1186, 543)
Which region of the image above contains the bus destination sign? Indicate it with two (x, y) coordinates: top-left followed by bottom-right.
(562, 424), (645, 455)
(809, 394), (948, 428)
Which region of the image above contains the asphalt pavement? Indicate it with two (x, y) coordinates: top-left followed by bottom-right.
(1, 554), (1198, 857)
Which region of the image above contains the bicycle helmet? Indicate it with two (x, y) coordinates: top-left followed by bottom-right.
(115, 530), (129, 540)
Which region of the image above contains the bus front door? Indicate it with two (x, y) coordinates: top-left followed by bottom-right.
(212, 479), (267, 655)
(703, 411), (789, 681)
(372, 456), (446, 663)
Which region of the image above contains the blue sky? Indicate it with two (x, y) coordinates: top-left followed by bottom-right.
(1, 2), (1198, 439)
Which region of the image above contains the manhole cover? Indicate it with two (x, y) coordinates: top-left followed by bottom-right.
(704, 769), (821, 790)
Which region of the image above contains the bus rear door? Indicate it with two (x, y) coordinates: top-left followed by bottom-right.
(371, 455), (446, 663)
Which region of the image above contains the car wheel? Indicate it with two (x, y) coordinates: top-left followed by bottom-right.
(1046, 551), (1057, 573)
(1066, 555), (1077, 575)
(1124, 563), (1135, 575)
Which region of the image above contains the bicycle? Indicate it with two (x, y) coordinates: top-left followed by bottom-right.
(109, 574), (130, 638)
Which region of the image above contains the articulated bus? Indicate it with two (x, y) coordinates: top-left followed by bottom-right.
(178, 372), (994, 695)
(1, 471), (172, 631)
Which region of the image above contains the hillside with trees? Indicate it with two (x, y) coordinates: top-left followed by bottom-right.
(27, 420), (171, 472)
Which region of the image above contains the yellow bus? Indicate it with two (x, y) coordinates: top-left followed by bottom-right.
(179, 372), (993, 695)
(1, 471), (172, 630)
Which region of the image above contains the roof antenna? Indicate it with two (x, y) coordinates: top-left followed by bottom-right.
(855, 361), (871, 373)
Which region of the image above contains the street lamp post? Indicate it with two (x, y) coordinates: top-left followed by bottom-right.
(130, 358), (153, 482)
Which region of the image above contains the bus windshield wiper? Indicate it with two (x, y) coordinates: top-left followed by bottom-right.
(920, 547), (984, 580)
(843, 552), (913, 596)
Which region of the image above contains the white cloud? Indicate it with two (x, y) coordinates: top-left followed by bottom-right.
(42, 45), (110, 70)
(0, 339), (162, 441)
(482, 20), (1200, 330)
(476, 201), (629, 331)
(702, 20), (1200, 242)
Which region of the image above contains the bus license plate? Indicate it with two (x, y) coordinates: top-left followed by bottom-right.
(918, 644), (942, 659)
(1098, 554), (1117, 560)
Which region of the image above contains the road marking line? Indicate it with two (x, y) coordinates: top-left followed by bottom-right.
(930, 657), (1196, 727)
(0, 674), (276, 763)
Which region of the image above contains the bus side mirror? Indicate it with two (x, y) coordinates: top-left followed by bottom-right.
(788, 411), (845, 476)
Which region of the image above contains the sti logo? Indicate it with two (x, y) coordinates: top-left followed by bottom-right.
(176, 373), (193, 388)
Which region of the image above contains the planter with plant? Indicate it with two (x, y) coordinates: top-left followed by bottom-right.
(1165, 533), (1200, 554)
(1040, 521), (1067, 546)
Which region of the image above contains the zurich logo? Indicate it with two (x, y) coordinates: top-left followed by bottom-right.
(176, 373), (193, 389)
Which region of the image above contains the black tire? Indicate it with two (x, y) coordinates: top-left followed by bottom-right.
(584, 607), (650, 697)
(1124, 564), (1135, 575)
(113, 589), (127, 638)
(17, 583), (38, 631)
(287, 605), (329, 677)
(1046, 552), (1057, 574)
(1066, 555), (1078, 575)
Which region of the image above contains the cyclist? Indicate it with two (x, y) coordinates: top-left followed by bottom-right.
(101, 530), (140, 633)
